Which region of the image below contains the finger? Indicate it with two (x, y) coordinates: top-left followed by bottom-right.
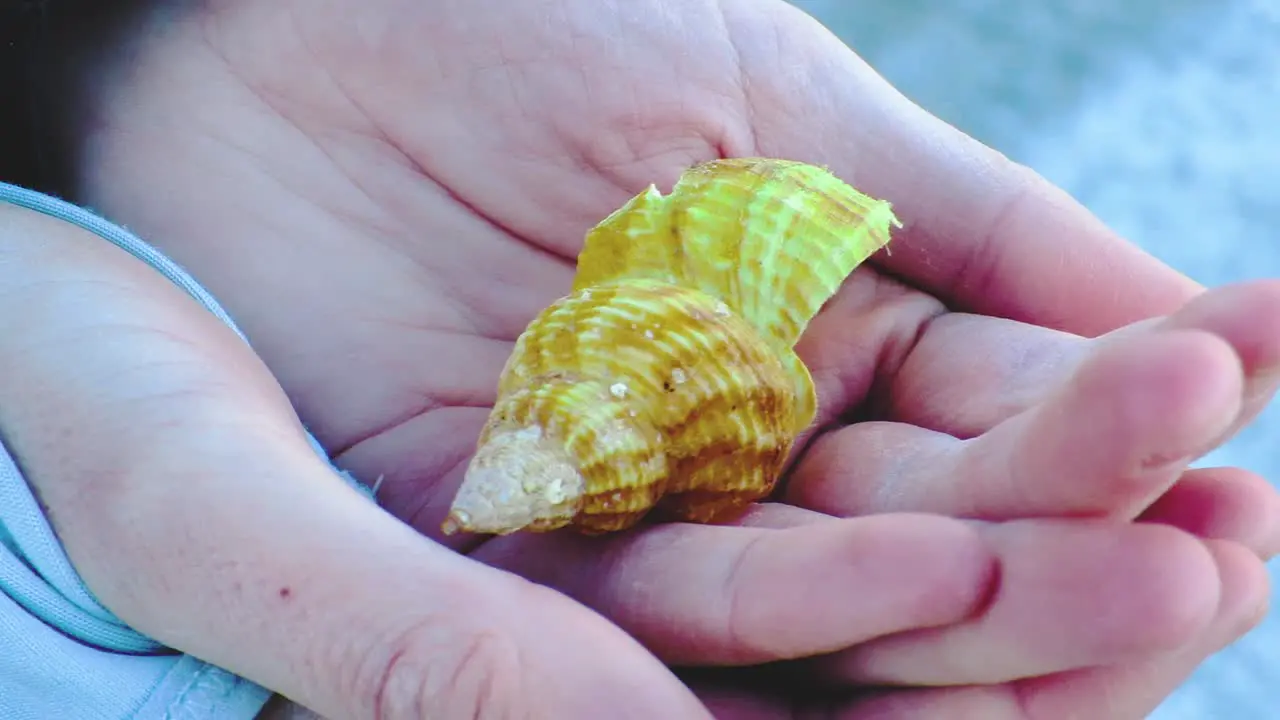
(818, 519), (1222, 687)
(677, 535), (1268, 720)
(839, 539), (1269, 719)
(1139, 467), (1280, 560)
(729, 1), (1200, 336)
(789, 442), (1280, 555)
(1155, 279), (1280, 439)
(0, 208), (711, 720)
(880, 280), (1280, 441)
(872, 312), (1088, 439)
(789, 329), (1245, 520)
(1009, 539), (1269, 719)
(471, 506), (996, 666)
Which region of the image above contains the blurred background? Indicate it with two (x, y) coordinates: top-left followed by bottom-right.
(787, 0), (1279, 716)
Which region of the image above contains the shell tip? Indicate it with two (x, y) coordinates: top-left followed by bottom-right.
(440, 511), (467, 536)
(446, 425), (585, 535)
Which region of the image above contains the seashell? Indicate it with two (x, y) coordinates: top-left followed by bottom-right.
(442, 158), (901, 536)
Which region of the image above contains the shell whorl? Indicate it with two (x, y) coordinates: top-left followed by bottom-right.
(573, 157), (900, 353)
(446, 280), (801, 534)
(443, 158), (900, 536)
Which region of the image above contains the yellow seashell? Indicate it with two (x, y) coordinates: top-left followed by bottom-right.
(443, 158), (901, 536)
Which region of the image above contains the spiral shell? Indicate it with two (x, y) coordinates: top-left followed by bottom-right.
(443, 158), (901, 536)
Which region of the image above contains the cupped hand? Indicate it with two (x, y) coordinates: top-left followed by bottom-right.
(50, 0), (1280, 716)
(7, 202), (1240, 720)
(0, 203), (718, 718)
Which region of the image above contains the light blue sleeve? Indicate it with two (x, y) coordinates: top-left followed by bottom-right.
(0, 182), (373, 719)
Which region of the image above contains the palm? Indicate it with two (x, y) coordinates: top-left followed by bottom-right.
(72, 0), (1279, 713)
(83, 0), (924, 532)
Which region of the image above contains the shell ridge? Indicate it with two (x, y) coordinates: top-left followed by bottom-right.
(449, 158), (900, 536)
(573, 184), (679, 292)
(573, 158), (898, 354)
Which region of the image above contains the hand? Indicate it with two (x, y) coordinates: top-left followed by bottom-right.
(51, 0), (1278, 716)
(0, 203), (715, 718)
(9, 203), (1246, 720)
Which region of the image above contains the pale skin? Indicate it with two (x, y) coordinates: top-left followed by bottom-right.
(5, 0), (1277, 717)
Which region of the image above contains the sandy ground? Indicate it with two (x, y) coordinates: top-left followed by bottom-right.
(790, 1), (1280, 716)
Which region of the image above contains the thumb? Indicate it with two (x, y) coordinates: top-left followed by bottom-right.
(0, 206), (709, 719)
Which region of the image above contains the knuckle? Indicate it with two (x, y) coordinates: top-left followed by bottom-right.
(366, 619), (528, 720)
(720, 533), (775, 661)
